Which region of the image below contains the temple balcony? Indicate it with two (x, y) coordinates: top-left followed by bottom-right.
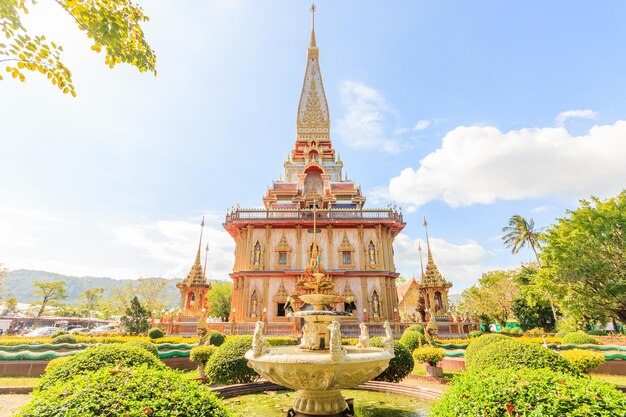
(225, 207), (404, 224)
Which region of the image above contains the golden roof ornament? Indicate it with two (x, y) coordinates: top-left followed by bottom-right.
(182, 217), (209, 286)
(422, 217), (450, 287)
(339, 232), (354, 252)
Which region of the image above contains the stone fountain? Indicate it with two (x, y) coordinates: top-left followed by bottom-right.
(245, 266), (394, 417)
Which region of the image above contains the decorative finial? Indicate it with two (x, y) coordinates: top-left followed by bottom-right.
(310, 2), (317, 47)
(203, 242), (209, 279)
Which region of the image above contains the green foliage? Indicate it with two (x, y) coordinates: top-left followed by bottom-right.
(587, 329), (609, 336)
(37, 343), (165, 391)
(207, 330), (226, 346)
(33, 280), (67, 317)
(210, 281), (232, 320)
(430, 367), (626, 417)
(512, 295), (556, 332)
(412, 346), (445, 366)
(562, 331), (600, 345)
(524, 327), (545, 337)
(467, 338), (576, 375)
(459, 269), (519, 326)
(128, 340), (159, 357)
(190, 345), (218, 365)
(50, 334), (77, 344)
(404, 324), (424, 334)
(51, 330), (68, 338)
(370, 337), (414, 383)
(501, 326), (511, 334)
(398, 330), (426, 352)
(467, 330), (483, 338)
(266, 336), (298, 346)
(79, 287), (103, 315)
(539, 191), (626, 324)
(463, 333), (510, 368)
(502, 214), (544, 257)
(555, 329), (571, 338)
(205, 336), (259, 385)
(510, 327), (523, 335)
(19, 365), (231, 417)
(0, 0), (156, 95)
(44, 356), (70, 373)
(147, 327), (165, 339)
(122, 296), (150, 335)
(560, 349), (606, 374)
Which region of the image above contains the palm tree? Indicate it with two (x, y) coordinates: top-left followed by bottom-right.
(502, 215), (543, 266)
(502, 215), (557, 323)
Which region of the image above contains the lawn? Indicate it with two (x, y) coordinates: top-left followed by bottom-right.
(591, 373), (626, 386)
(0, 377), (39, 387)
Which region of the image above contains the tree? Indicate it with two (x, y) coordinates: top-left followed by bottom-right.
(134, 278), (167, 313)
(539, 191), (626, 324)
(0, 0), (156, 95)
(122, 296), (150, 335)
(512, 265), (556, 331)
(79, 288), (104, 316)
(502, 215), (544, 264)
(459, 269), (519, 327)
(2, 296), (18, 315)
(0, 263), (7, 300)
(33, 281), (67, 317)
(209, 281), (232, 321)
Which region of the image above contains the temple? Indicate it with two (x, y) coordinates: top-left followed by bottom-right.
(177, 218), (212, 318)
(224, 7), (405, 327)
(396, 218), (453, 322)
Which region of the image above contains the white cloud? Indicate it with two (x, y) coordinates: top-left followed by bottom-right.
(393, 233), (494, 290)
(530, 205), (555, 213)
(382, 121), (626, 209)
(413, 120), (432, 131)
(555, 109), (597, 126)
(336, 81), (401, 154)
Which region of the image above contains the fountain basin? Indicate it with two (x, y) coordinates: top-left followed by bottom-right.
(298, 294), (344, 311)
(245, 345), (393, 416)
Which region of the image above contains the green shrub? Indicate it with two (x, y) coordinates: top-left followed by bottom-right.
(44, 356), (70, 373)
(587, 329), (609, 336)
(468, 330), (483, 338)
(205, 336), (259, 385)
(50, 334), (77, 344)
(266, 336), (298, 346)
(555, 329), (571, 338)
(524, 327), (545, 337)
(468, 339), (576, 375)
(464, 333), (507, 368)
(560, 349), (606, 373)
(341, 338), (359, 346)
(207, 330), (226, 346)
(129, 340), (159, 357)
(404, 324), (424, 334)
(147, 327), (165, 339)
(501, 327), (511, 334)
(51, 330), (68, 339)
(398, 331), (426, 353)
(190, 345), (218, 365)
(563, 331), (600, 345)
(430, 368), (626, 417)
(38, 343), (165, 391)
(19, 365), (231, 417)
(412, 346), (445, 366)
(509, 327), (523, 335)
(370, 337), (414, 383)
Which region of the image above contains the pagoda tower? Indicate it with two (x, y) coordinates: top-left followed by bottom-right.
(177, 217), (212, 318)
(224, 6), (405, 326)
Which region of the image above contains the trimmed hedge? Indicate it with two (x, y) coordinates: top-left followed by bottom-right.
(18, 365), (231, 417)
(51, 330), (69, 339)
(205, 336), (259, 385)
(37, 344), (166, 391)
(370, 337), (414, 383)
(430, 368), (626, 417)
(509, 327), (523, 335)
(404, 324), (424, 334)
(587, 329), (609, 336)
(524, 327), (545, 337)
(398, 331), (426, 353)
(266, 336), (298, 346)
(51, 334), (77, 344)
(207, 330), (226, 347)
(468, 330), (483, 338)
(44, 356), (70, 373)
(563, 331), (600, 345)
(129, 340), (159, 357)
(463, 334), (507, 368)
(412, 346), (445, 366)
(148, 327), (165, 339)
(560, 349), (606, 373)
(468, 338), (576, 375)
(190, 345), (218, 365)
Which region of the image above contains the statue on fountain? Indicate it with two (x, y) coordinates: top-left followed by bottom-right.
(299, 321), (321, 350)
(382, 321), (394, 353)
(328, 320), (345, 361)
(252, 321), (268, 357)
(356, 323), (370, 348)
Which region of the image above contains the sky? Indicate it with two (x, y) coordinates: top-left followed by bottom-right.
(2, 1), (626, 293)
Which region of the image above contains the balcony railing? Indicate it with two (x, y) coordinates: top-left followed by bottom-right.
(225, 208), (404, 223)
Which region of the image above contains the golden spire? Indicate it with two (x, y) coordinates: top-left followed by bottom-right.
(418, 240), (425, 281)
(422, 217), (448, 287)
(203, 242), (209, 279)
(308, 2), (318, 56)
(184, 217), (207, 285)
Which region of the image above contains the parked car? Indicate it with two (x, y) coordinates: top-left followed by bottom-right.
(24, 327), (58, 337)
(68, 327), (90, 334)
(89, 325), (119, 334)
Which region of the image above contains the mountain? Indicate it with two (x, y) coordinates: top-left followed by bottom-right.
(3, 269), (182, 308)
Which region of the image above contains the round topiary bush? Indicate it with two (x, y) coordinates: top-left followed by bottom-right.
(37, 343), (166, 391)
(555, 329), (571, 338)
(370, 337), (414, 383)
(205, 336), (259, 385)
(129, 340), (159, 357)
(207, 330), (226, 347)
(430, 367), (626, 417)
(468, 330), (483, 338)
(51, 330), (69, 339)
(398, 331), (426, 353)
(563, 331), (600, 345)
(468, 339), (576, 375)
(509, 327), (523, 336)
(190, 345), (218, 378)
(464, 333), (508, 368)
(404, 324), (424, 334)
(44, 357), (70, 373)
(412, 346), (445, 366)
(18, 365), (231, 417)
(560, 349), (606, 373)
(147, 327), (165, 339)
(501, 327), (511, 334)
(524, 327), (545, 337)
(50, 334), (77, 344)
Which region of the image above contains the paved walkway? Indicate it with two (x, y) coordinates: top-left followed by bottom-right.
(0, 395), (30, 417)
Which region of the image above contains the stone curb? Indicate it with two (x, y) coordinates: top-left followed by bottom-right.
(0, 386), (34, 394)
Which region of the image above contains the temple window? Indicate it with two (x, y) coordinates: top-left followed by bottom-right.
(277, 303), (286, 317)
(278, 252), (287, 265)
(342, 252), (352, 265)
(338, 232), (355, 268)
